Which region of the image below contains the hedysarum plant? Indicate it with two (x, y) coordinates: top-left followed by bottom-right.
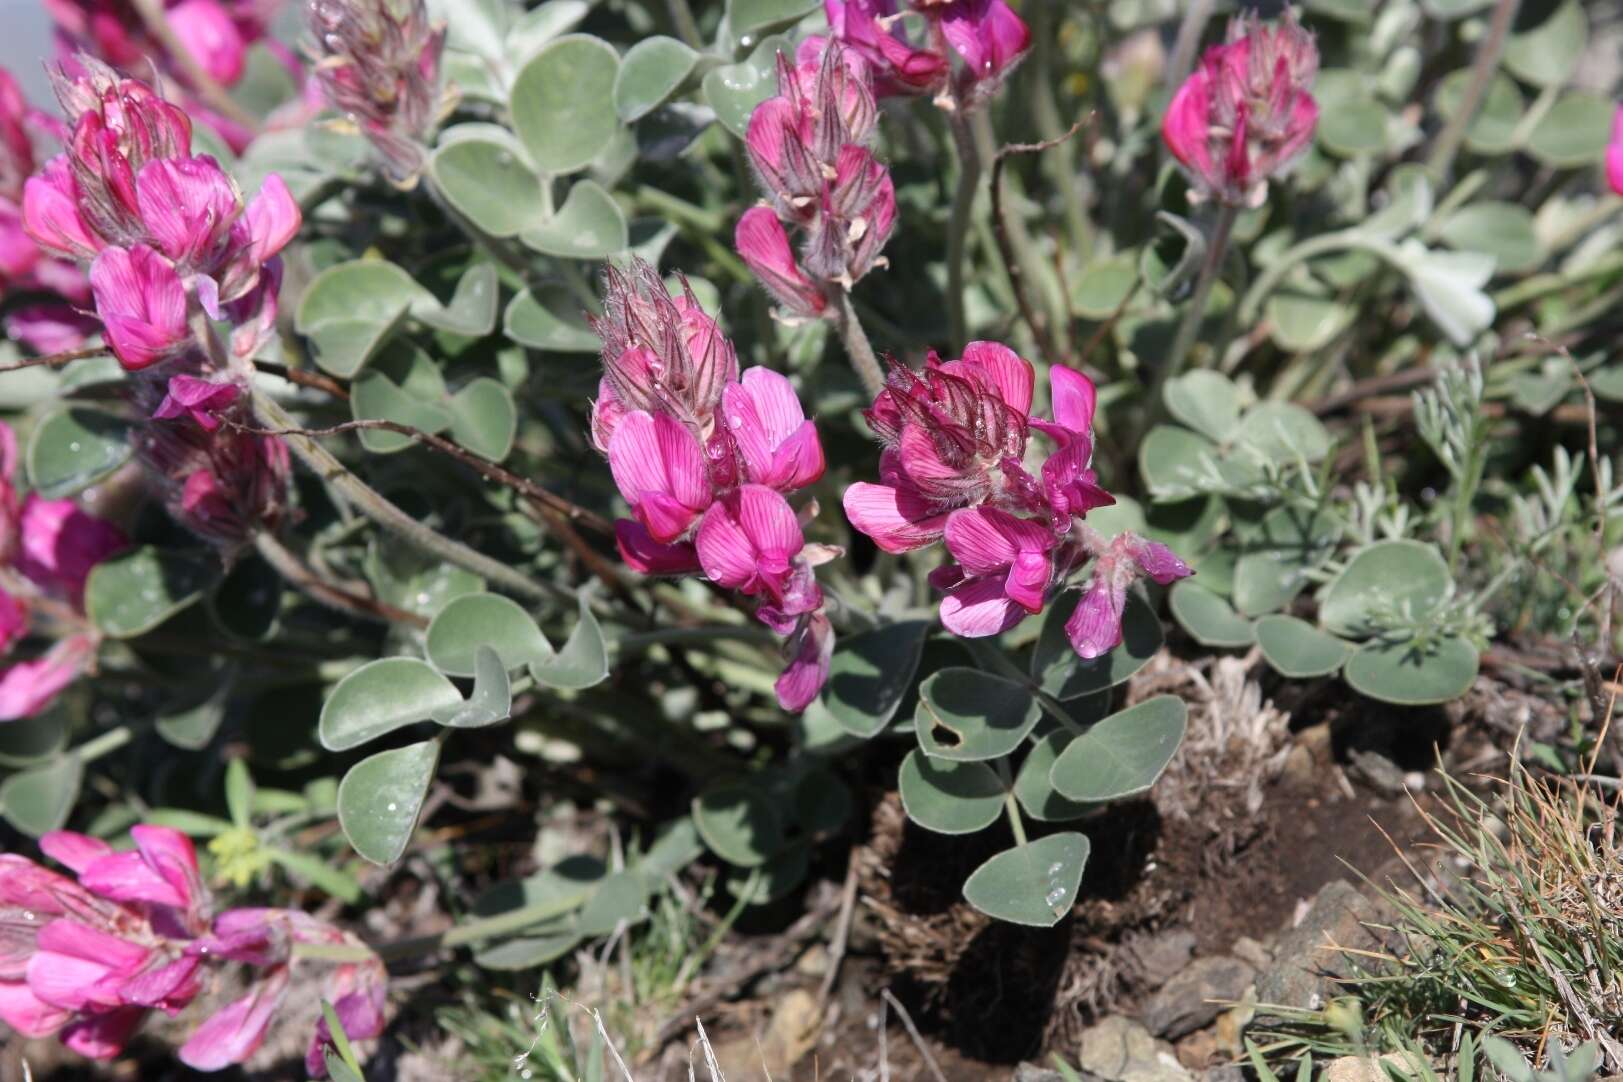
(0, 0), (1618, 1069)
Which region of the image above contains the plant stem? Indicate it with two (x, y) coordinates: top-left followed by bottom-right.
(1427, 0), (1521, 181)
(76, 725), (135, 763)
(253, 531), (429, 629)
(1166, 0), (1215, 90)
(945, 111), (983, 349)
(664, 0), (705, 49)
(369, 894), (587, 962)
(1238, 231), (1408, 325)
(1030, 2), (1091, 261)
(832, 289), (886, 400)
(251, 388), (565, 603)
(616, 626), (776, 654)
(1157, 204), (1239, 390)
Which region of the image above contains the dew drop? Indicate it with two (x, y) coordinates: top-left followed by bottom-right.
(1044, 886), (1067, 907)
(386, 802), (398, 812)
(1046, 861), (1063, 876)
(68, 441), (82, 453)
(22, 910), (34, 922)
(739, 33), (754, 48)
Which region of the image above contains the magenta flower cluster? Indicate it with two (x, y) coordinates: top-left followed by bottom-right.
(823, 0), (1030, 106)
(0, 824), (385, 1075)
(0, 422), (127, 722)
(591, 261), (837, 712)
(843, 347), (1191, 658)
(21, 59), (297, 547)
(736, 39), (896, 321)
(1161, 10), (1320, 208)
(0, 69), (98, 357)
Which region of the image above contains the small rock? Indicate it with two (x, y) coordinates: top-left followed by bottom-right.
(1141, 956), (1256, 1039)
(1346, 749), (1407, 798)
(1203, 1067), (1246, 1082)
(1129, 930), (1198, 989)
(1174, 1028), (1218, 1069)
(712, 989), (822, 1077)
(1280, 744), (1317, 787)
(1323, 1053), (1427, 1082)
(1297, 720), (1333, 754)
(1014, 1064), (1071, 1082)
(1078, 1016), (1195, 1082)
(1257, 880), (1384, 1011)
(1231, 936), (1272, 971)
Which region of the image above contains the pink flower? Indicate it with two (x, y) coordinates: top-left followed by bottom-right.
(737, 41), (894, 310)
(776, 610), (834, 712)
(822, 0), (1027, 104)
(1065, 530), (1193, 659)
(695, 485), (823, 624)
(75, 824), (208, 925)
(16, 493), (128, 601)
(934, 506), (1056, 637)
(734, 207), (826, 319)
(0, 634), (96, 721)
(0, 590), (24, 655)
(166, 0), (247, 87)
(134, 155), (241, 272)
(153, 374), (240, 431)
(614, 521), (702, 577)
(606, 410), (714, 545)
(179, 967), (289, 1070)
(823, 0), (948, 96)
(89, 243), (189, 369)
(1162, 10), (1318, 207)
(716, 368), (826, 493)
(1607, 104), (1623, 197)
(22, 155), (97, 260)
(937, 0), (1031, 88)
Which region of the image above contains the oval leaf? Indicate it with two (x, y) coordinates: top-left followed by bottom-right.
(336, 739), (440, 865)
(1168, 581), (1255, 648)
(530, 595), (609, 690)
(614, 36), (699, 122)
(26, 408), (131, 500)
(1013, 730), (1093, 823)
(1343, 635), (1479, 705)
(821, 620), (930, 738)
(898, 749), (1006, 835)
(692, 784), (783, 867)
(914, 668), (1041, 762)
(86, 546), (215, 638)
(1255, 615), (1351, 678)
(0, 753), (82, 836)
(1031, 590), (1164, 700)
(504, 284), (601, 351)
(427, 593), (551, 676)
(961, 832), (1089, 928)
(520, 179), (629, 259)
(319, 657), (463, 751)
(510, 35), (621, 174)
(1320, 539), (1452, 638)
(701, 35), (790, 137)
(429, 136), (548, 237)
(1050, 696), (1187, 803)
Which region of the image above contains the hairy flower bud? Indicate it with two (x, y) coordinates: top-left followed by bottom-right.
(307, 0), (448, 183)
(1162, 9), (1319, 207)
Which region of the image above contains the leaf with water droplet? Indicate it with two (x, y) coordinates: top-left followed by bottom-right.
(961, 832), (1090, 927)
(337, 739), (439, 864)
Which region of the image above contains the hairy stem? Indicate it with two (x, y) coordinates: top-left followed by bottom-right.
(253, 531), (429, 629)
(1166, 0), (1216, 90)
(945, 111), (983, 349)
(1426, 0), (1521, 181)
(250, 389), (566, 603)
(832, 289), (886, 400)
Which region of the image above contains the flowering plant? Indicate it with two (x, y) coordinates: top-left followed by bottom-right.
(0, 0), (1620, 1073)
